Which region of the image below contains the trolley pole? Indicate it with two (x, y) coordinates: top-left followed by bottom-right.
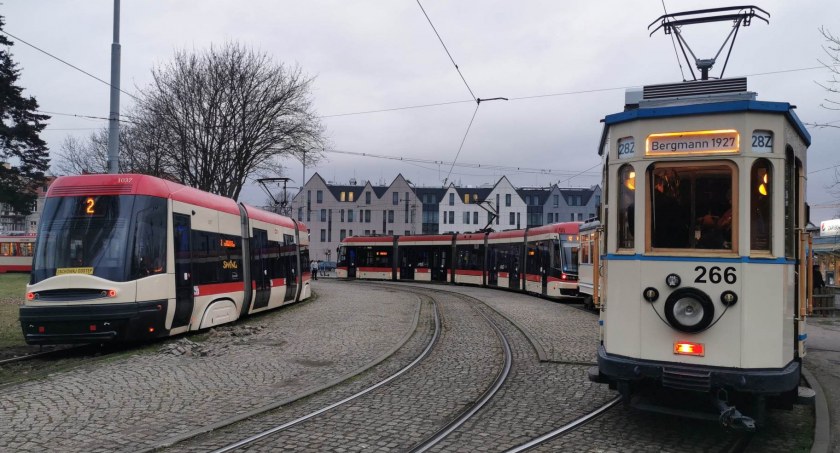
(106, 0), (121, 174)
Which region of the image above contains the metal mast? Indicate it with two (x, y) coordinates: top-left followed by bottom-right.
(106, 0), (121, 174)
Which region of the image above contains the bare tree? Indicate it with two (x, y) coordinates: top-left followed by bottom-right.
(816, 26), (840, 129)
(135, 42), (325, 199)
(53, 123), (172, 177)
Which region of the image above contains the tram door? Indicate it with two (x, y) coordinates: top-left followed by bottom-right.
(430, 246), (448, 282)
(487, 246), (498, 286)
(347, 248), (357, 278)
(284, 235), (298, 301)
(172, 214), (193, 328)
(400, 247), (415, 280)
(509, 247), (521, 290)
(251, 229), (270, 310)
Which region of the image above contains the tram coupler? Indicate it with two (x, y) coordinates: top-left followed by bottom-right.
(711, 393), (756, 432)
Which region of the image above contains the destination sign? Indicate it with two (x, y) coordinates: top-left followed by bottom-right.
(646, 129), (739, 156)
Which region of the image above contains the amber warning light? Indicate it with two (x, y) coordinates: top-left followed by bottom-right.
(674, 341), (704, 356)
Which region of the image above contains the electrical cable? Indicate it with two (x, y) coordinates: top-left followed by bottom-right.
(0, 29), (141, 102)
(443, 103), (479, 185)
(415, 0), (476, 101)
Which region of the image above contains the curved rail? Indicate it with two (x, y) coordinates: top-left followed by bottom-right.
(0, 344), (93, 366)
(503, 396), (621, 452)
(409, 303), (513, 452)
(210, 299), (442, 453)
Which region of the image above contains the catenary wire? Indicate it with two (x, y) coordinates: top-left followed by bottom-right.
(415, 0), (476, 101)
(443, 103), (480, 185)
(0, 29), (141, 102)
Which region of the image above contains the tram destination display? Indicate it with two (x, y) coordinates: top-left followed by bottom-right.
(646, 129), (739, 156)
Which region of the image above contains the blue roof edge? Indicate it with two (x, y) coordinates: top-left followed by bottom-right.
(598, 100), (811, 154)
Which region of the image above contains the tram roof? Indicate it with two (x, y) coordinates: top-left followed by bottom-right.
(241, 203), (298, 229)
(599, 100), (811, 155)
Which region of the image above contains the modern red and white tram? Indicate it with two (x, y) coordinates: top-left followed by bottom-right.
(0, 233), (36, 273)
(336, 222), (581, 299)
(20, 174), (311, 344)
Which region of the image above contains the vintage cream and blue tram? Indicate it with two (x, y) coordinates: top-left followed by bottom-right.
(19, 174), (311, 344)
(587, 78), (811, 429)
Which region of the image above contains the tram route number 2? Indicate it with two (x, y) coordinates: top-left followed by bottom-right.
(694, 266), (736, 284)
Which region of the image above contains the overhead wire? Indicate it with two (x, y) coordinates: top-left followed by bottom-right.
(0, 28), (141, 103)
(415, 0), (476, 101)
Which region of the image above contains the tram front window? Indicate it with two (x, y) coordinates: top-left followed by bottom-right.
(32, 195), (167, 283)
(649, 164), (734, 251)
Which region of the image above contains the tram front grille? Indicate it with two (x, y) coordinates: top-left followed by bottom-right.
(661, 367), (711, 392)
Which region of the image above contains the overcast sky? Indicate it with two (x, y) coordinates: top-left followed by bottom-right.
(3, 1), (840, 223)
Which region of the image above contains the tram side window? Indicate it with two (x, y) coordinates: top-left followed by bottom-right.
(649, 164), (734, 250)
(580, 234), (591, 264)
(191, 231), (221, 284)
(751, 159), (772, 251)
(617, 165), (635, 249)
(456, 245), (483, 270)
(219, 234), (243, 282)
(131, 198), (167, 278)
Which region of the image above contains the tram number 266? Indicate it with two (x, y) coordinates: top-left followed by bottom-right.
(694, 266), (736, 284)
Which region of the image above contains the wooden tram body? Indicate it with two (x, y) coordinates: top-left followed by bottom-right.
(337, 222), (581, 299)
(20, 174), (311, 344)
(588, 79), (811, 427)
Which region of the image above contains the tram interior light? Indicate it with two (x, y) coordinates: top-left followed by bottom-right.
(625, 171), (636, 191)
(665, 273), (681, 288)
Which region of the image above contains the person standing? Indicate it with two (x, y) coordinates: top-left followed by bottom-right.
(310, 260), (318, 280)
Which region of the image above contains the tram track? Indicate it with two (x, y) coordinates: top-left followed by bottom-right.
(205, 286), (517, 453)
(205, 298), (443, 453)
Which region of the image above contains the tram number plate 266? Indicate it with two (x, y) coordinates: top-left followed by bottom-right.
(694, 266), (737, 284)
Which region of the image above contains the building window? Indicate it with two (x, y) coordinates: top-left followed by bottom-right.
(349, 192), (355, 202)
(316, 190), (323, 203)
(510, 212), (515, 225)
(505, 194), (511, 207)
(473, 212), (478, 224)
(553, 195), (559, 207)
(449, 193), (455, 206)
(348, 209), (354, 222)
(340, 230), (346, 241)
(349, 230), (353, 236)
(364, 210), (371, 223)
(463, 212), (470, 224)
(365, 192), (371, 204)
(306, 209), (310, 222)
(320, 209), (327, 222)
(449, 211), (454, 224)
(340, 191), (346, 202)
(320, 229), (326, 241)
(365, 230), (370, 236)
(297, 207), (303, 221)
(340, 209), (345, 222)
(577, 213), (583, 221)
(443, 211), (448, 224)
(388, 230), (393, 235)
(464, 194), (470, 204)
(388, 210), (394, 223)
(307, 190), (311, 203)
(393, 192), (399, 205)
(570, 213), (575, 221)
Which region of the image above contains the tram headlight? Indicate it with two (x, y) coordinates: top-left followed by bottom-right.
(720, 290), (738, 306)
(664, 288), (715, 333)
(665, 273), (681, 288)
(642, 287), (659, 303)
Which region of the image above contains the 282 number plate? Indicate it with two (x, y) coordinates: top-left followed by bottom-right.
(694, 266), (736, 284)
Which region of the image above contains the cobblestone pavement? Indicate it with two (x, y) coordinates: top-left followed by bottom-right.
(803, 317), (840, 452)
(397, 282), (599, 363)
(0, 282), (419, 453)
(368, 281), (817, 452)
(173, 287), (505, 452)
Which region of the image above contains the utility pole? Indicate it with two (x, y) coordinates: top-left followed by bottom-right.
(106, 0), (121, 174)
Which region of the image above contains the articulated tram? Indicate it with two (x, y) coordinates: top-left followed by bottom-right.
(0, 233), (36, 273)
(586, 77), (812, 428)
(20, 174), (311, 344)
(337, 222), (581, 299)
